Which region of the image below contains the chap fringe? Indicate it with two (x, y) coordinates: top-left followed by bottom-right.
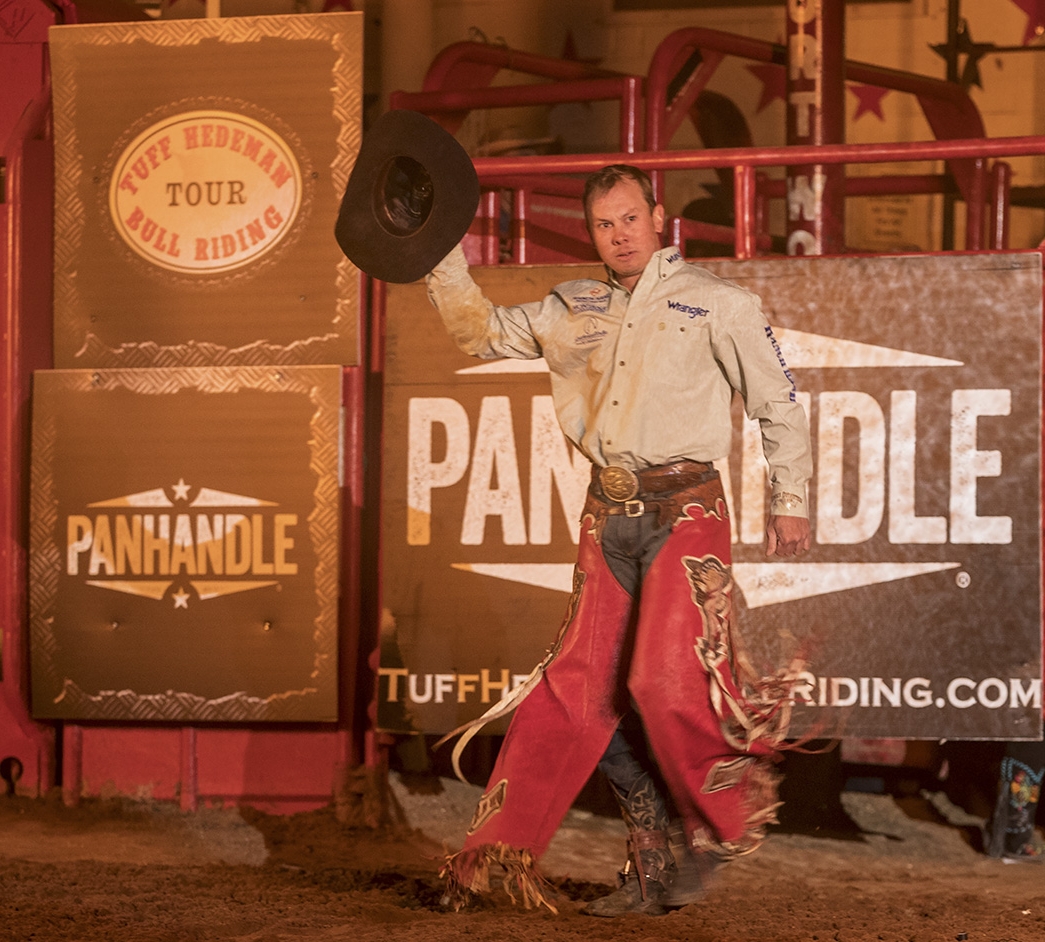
(440, 843), (558, 914)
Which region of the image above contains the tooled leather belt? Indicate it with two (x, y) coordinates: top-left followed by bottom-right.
(589, 459), (717, 518)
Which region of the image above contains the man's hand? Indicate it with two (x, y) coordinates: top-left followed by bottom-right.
(765, 515), (811, 558)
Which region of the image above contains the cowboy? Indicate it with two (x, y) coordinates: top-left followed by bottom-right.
(425, 163), (813, 914)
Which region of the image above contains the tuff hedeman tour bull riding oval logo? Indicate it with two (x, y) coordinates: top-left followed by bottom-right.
(108, 110), (303, 275)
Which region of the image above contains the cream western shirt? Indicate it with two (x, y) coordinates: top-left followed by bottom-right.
(426, 244), (812, 516)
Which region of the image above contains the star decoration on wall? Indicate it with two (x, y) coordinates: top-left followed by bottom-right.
(930, 20), (996, 89)
(746, 62), (787, 113)
(850, 85), (890, 121)
(1011, 0), (1045, 45)
(745, 65), (890, 122)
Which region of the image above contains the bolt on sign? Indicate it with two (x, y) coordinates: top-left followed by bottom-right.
(378, 253), (1043, 742)
(48, 13), (362, 369)
(29, 366), (342, 722)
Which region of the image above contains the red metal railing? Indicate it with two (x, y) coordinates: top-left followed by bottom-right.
(402, 40), (641, 154)
(396, 76), (643, 156)
(466, 135), (1045, 259)
(644, 28), (985, 199)
(393, 32), (1043, 263)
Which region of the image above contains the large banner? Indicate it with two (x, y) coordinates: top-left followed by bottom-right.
(379, 252), (1043, 741)
(29, 365), (342, 722)
(48, 13), (362, 369)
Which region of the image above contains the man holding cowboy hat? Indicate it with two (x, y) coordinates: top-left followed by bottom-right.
(337, 112), (813, 917)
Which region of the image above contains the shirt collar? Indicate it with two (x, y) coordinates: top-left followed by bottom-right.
(604, 245), (684, 291)
(654, 245), (685, 280)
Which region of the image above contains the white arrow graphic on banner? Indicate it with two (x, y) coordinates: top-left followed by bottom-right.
(455, 327), (964, 374)
(451, 561), (962, 608)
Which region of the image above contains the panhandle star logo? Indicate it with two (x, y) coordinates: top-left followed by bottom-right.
(66, 478), (299, 608)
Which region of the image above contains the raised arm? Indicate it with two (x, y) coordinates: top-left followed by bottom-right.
(426, 245), (546, 361)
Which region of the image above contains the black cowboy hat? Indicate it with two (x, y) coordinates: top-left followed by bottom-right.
(334, 109), (480, 283)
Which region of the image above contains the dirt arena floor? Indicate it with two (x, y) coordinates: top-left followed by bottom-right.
(2, 766), (1043, 942)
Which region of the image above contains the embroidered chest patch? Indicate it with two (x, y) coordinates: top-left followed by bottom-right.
(574, 315), (609, 346)
(568, 287), (610, 315)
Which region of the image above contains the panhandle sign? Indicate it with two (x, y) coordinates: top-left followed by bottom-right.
(29, 366), (342, 722)
(379, 252), (1043, 741)
(49, 13), (362, 368)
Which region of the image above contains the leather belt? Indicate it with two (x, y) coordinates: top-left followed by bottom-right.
(590, 460), (716, 518)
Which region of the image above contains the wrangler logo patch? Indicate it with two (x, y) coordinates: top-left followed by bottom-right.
(667, 299), (709, 318)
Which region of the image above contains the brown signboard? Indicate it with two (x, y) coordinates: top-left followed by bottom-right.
(379, 252), (1043, 741)
(29, 365), (341, 722)
(49, 13), (362, 368)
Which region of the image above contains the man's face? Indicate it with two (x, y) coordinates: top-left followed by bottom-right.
(587, 178), (665, 291)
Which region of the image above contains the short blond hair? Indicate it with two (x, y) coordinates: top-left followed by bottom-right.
(582, 165), (656, 229)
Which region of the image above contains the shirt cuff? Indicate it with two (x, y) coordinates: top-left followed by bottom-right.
(770, 486), (808, 518)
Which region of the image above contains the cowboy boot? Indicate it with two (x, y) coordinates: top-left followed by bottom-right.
(583, 827), (674, 916)
(584, 725), (677, 916)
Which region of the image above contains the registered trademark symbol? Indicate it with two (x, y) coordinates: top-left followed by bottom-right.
(956, 571), (971, 589)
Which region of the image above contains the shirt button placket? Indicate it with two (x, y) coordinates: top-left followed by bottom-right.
(602, 289), (634, 456)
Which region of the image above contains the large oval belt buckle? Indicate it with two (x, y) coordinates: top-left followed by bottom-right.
(599, 466), (640, 502)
